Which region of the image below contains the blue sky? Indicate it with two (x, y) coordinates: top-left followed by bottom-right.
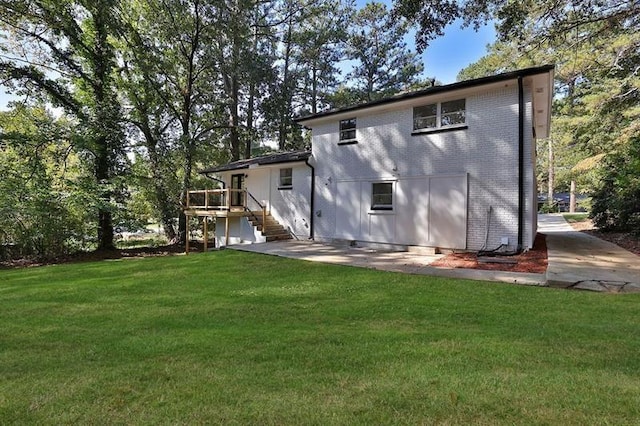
(419, 20), (495, 83)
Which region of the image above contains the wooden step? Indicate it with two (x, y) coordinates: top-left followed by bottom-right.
(247, 212), (292, 241)
(252, 223), (286, 233)
(248, 216), (279, 225)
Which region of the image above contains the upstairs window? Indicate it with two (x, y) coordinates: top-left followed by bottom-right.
(371, 182), (393, 210)
(413, 99), (466, 131)
(339, 118), (356, 141)
(279, 168), (293, 189)
(441, 99), (466, 126)
(413, 104), (437, 130)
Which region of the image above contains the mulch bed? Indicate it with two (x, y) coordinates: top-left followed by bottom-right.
(430, 233), (548, 274)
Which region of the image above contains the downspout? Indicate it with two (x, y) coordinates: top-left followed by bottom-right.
(517, 76), (524, 251)
(204, 172), (226, 189)
(304, 157), (315, 239)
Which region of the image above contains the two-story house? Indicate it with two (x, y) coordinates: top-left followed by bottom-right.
(186, 65), (554, 252)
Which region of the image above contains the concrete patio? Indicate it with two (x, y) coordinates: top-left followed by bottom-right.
(228, 214), (640, 293)
(230, 240), (546, 286)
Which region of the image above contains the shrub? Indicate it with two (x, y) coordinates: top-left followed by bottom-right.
(590, 137), (640, 234)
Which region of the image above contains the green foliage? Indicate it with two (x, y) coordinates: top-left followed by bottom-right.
(457, 0), (639, 225)
(538, 203), (558, 214)
(391, 0), (494, 52)
(590, 137), (640, 233)
(0, 106), (95, 259)
(0, 0), (127, 250)
(344, 2), (423, 103)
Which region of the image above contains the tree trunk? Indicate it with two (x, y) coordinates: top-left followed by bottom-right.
(311, 65), (318, 114)
(279, 14), (293, 150)
(547, 139), (554, 210)
(144, 129), (177, 241)
(570, 180), (576, 213)
(229, 76), (241, 161)
(93, 7), (115, 251)
(245, 20), (259, 159)
(95, 138), (115, 250)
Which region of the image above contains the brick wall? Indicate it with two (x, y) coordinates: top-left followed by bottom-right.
(310, 84), (536, 250)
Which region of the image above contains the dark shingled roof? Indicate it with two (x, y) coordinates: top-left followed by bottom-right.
(200, 150), (311, 174)
(296, 64), (555, 124)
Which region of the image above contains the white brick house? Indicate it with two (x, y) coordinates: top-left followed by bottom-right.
(297, 65), (554, 251)
(190, 65), (553, 251)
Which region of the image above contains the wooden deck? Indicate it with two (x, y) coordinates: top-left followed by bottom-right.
(184, 188), (268, 253)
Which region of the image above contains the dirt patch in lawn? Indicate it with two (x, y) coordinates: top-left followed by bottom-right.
(430, 233), (548, 274)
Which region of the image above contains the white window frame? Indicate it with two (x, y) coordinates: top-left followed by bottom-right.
(413, 99), (466, 131)
(371, 182), (393, 211)
(279, 167), (293, 189)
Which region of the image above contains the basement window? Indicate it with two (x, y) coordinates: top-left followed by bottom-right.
(371, 182), (393, 210)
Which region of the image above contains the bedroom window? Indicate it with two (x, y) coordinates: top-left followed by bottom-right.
(413, 104), (437, 130)
(279, 168), (293, 189)
(339, 118), (356, 141)
(413, 99), (465, 131)
(371, 182), (393, 210)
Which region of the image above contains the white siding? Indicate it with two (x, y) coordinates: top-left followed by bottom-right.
(268, 164), (312, 238)
(218, 162), (312, 242)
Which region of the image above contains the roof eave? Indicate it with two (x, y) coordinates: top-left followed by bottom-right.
(199, 152), (311, 175)
(296, 64), (555, 127)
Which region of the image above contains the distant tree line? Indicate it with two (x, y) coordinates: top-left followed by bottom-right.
(1, 0), (637, 260)
(0, 0), (429, 258)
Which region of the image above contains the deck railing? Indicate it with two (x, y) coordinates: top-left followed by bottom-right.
(186, 189), (266, 224)
(185, 188), (268, 253)
(186, 189), (244, 210)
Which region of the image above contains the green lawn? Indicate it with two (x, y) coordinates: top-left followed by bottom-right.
(563, 212), (590, 223)
(1, 251), (639, 424)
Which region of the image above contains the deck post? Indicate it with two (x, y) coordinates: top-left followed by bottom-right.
(203, 216), (208, 251)
(185, 214), (190, 254)
(262, 206), (266, 229)
(225, 217), (230, 246)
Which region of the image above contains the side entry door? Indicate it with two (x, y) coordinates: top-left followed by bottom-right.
(230, 174), (245, 207)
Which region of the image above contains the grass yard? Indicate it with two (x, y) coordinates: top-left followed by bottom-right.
(562, 213), (590, 223)
(1, 251), (639, 424)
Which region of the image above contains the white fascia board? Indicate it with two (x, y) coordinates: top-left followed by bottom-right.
(298, 80), (520, 127)
(527, 69), (554, 139)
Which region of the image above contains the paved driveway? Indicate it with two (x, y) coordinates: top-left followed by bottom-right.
(538, 214), (640, 292)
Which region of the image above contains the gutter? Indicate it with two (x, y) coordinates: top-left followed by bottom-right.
(304, 157), (315, 239)
(296, 64), (555, 125)
(204, 173), (226, 189)
(517, 76), (524, 251)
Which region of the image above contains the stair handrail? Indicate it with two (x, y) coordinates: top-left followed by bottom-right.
(243, 205), (261, 225)
(246, 190), (267, 225)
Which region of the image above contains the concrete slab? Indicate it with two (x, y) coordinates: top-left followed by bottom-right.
(538, 214), (640, 292)
(229, 240), (546, 286)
